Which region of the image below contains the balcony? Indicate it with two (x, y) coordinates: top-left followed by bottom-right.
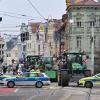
(87, 27), (100, 34)
(72, 27), (84, 34)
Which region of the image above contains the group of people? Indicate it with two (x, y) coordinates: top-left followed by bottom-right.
(16, 62), (41, 75)
(0, 62), (42, 75)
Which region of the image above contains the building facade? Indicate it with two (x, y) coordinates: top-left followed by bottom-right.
(0, 36), (4, 65)
(5, 37), (19, 65)
(65, 0), (100, 72)
(20, 20), (62, 58)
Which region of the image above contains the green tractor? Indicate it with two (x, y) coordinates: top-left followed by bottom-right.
(41, 56), (58, 82)
(26, 55), (58, 82)
(58, 52), (91, 86)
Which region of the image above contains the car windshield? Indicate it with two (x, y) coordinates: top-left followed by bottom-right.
(93, 73), (100, 78)
(21, 72), (44, 78)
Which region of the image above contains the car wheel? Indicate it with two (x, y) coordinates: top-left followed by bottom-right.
(35, 81), (43, 88)
(7, 81), (15, 88)
(85, 81), (93, 88)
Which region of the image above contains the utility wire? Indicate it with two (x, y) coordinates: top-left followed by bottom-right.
(0, 30), (20, 32)
(0, 13), (34, 20)
(27, 0), (46, 20)
(0, 11), (43, 20)
(0, 10), (35, 19)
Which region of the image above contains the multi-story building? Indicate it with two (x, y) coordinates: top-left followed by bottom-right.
(0, 36), (4, 64)
(20, 22), (46, 56)
(5, 37), (19, 65)
(65, 0), (100, 73)
(20, 19), (64, 59)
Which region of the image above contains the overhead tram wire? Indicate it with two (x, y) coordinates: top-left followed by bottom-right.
(27, 0), (46, 21)
(0, 13), (34, 20)
(0, 10), (34, 19)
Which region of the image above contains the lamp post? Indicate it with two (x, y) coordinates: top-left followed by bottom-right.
(91, 24), (94, 75)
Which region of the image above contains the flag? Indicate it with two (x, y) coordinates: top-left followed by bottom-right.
(30, 23), (39, 33)
(39, 23), (44, 32)
(66, 0), (71, 7)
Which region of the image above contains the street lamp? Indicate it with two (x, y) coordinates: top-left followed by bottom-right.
(69, 19), (74, 24)
(91, 23), (94, 75)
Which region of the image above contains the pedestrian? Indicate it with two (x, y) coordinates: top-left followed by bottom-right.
(17, 63), (22, 75)
(3, 65), (7, 74)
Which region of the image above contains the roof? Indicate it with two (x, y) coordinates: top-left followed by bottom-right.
(67, 0), (100, 11)
(6, 37), (18, 51)
(76, 0), (100, 5)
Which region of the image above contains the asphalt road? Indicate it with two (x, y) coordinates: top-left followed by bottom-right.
(0, 83), (100, 100)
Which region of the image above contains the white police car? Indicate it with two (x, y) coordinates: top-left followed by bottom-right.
(2, 72), (51, 88)
(78, 73), (100, 88)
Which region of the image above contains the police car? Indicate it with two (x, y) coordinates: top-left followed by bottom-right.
(0, 73), (13, 84)
(2, 72), (51, 88)
(78, 73), (100, 88)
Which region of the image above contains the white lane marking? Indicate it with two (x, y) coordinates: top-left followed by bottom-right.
(26, 96), (37, 100)
(14, 88), (19, 93)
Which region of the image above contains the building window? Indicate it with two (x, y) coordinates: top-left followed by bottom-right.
(9, 53), (11, 57)
(7, 53), (11, 57)
(16, 53), (18, 57)
(90, 36), (96, 47)
(76, 36), (81, 49)
(99, 19), (100, 27)
(2, 51), (4, 55)
(0, 45), (1, 49)
(77, 21), (81, 27)
(37, 34), (39, 40)
(29, 35), (31, 40)
(90, 21), (95, 27)
(27, 43), (29, 49)
(38, 45), (40, 55)
(2, 44), (4, 49)
(30, 43), (31, 49)
(7, 54), (9, 57)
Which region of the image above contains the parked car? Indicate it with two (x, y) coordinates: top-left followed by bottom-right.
(78, 73), (100, 88)
(2, 72), (51, 88)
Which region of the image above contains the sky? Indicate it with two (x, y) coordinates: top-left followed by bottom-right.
(0, 0), (66, 35)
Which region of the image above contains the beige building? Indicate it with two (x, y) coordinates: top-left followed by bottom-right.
(20, 20), (63, 58)
(20, 22), (45, 58)
(49, 19), (63, 57)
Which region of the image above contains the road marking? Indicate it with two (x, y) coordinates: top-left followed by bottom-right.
(0, 88), (15, 92)
(14, 88), (19, 93)
(26, 95), (37, 100)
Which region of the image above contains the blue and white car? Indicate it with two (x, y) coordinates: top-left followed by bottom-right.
(2, 72), (51, 88)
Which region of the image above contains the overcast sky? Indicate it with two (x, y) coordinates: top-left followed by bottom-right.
(0, 0), (66, 35)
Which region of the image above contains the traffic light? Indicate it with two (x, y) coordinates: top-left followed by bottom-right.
(20, 32), (29, 42)
(0, 17), (2, 21)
